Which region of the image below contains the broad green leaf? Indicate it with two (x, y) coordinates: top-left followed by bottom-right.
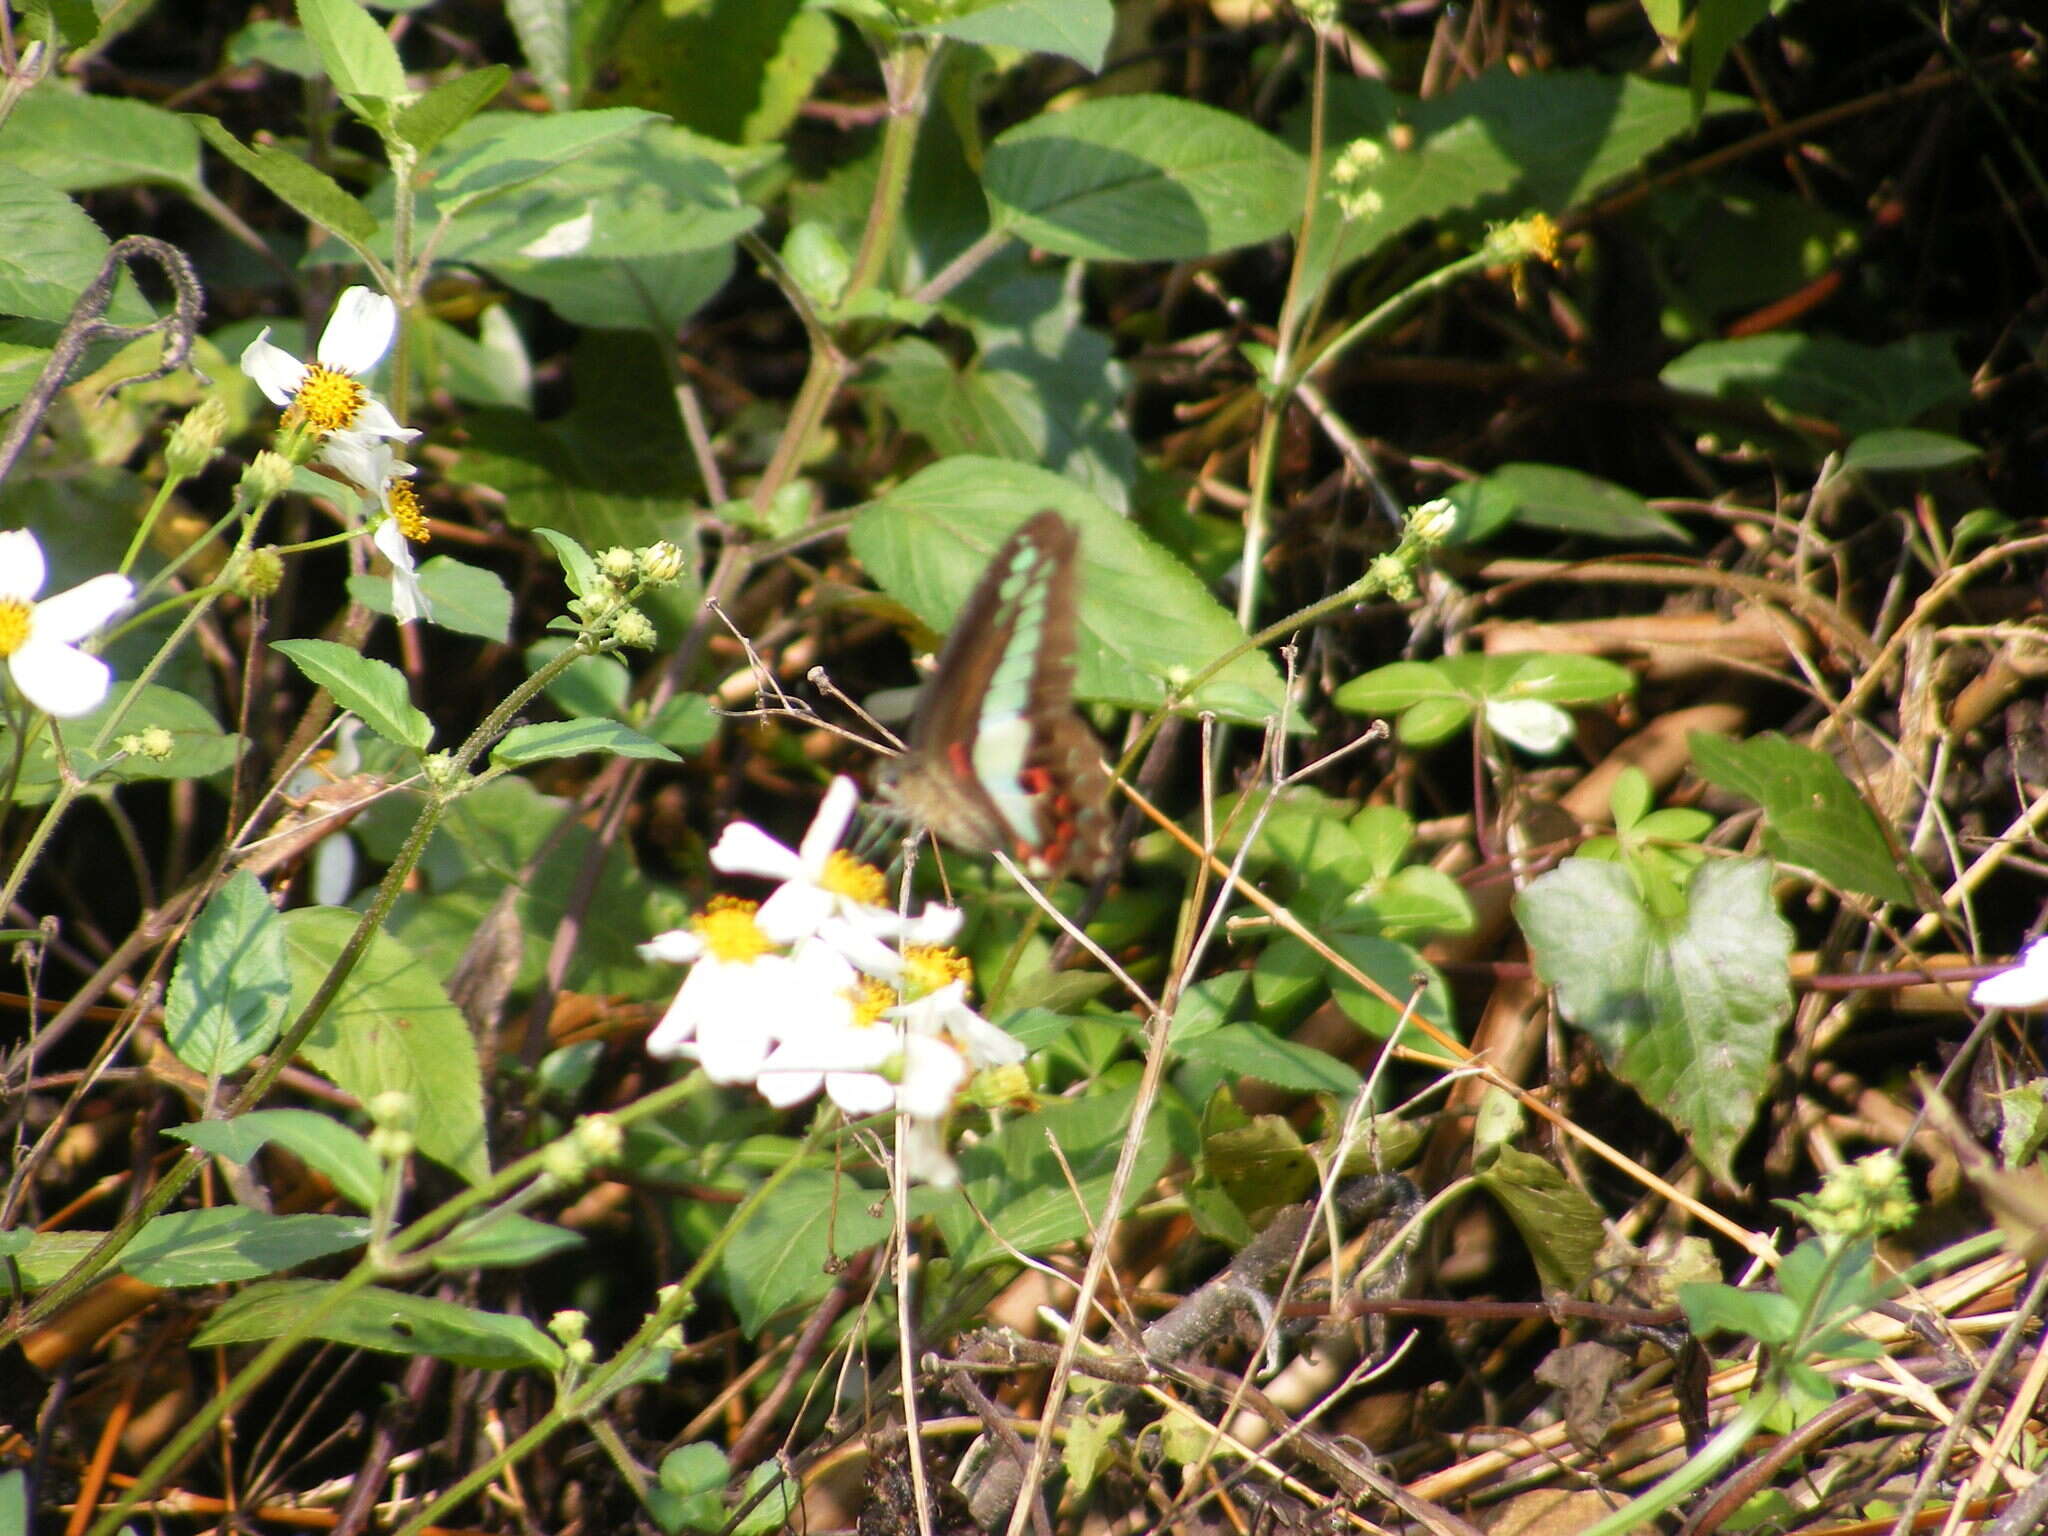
(487, 241), (735, 335)
(493, 719), (680, 766)
(1688, 731), (1916, 904)
(164, 871), (291, 1078)
(0, 83), (203, 194)
(506, 0), (573, 109)
(430, 1212), (585, 1269)
(195, 1278), (562, 1369)
(1841, 429), (1982, 474)
(298, 0), (409, 103)
(168, 1109), (381, 1210)
(191, 117), (378, 247)
(930, 1085), (1174, 1271)
(1474, 1145), (1604, 1293)
(1689, 0), (1771, 115)
(1516, 856), (1793, 1183)
(646, 694), (720, 753)
(404, 107), (661, 206)
(1661, 333), (1969, 438)
(854, 459), (1286, 722)
(1994, 1080), (2048, 1170)
(592, 0), (833, 146)
(282, 908), (489, 1184)
(0, 343), (49, 410)
(228, 17), (322, 75)
(923, 0), (1112, 70)
(0, 167), (139, 325)
(394, 66), (512, 158)
(1325, 934), (1459, 1056)
(272, 639), (433, 752)
(1334, 654), (1634, 747)
(5, 1232), (111, 1288)
(120, 1207), (369, 1287)
(1177, 1022), (1361, 1095)
(719, 1169), (894, 1335)
(648, 1443), (729, 1534)
(0, 683), (242, 801)
(1679, 1279), (1800, 1346)
(1459, 462), (1692, 545)
(986, 95), (1303, 261)
(348, 555), (515, 640)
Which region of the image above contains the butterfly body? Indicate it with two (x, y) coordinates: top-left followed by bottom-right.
(881, 511), (1110, 879)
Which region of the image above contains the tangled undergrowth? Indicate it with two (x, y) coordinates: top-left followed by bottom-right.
(3, 2), (2047, 1534)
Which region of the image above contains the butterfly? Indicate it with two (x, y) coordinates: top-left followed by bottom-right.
(879, 510), (1111, 880)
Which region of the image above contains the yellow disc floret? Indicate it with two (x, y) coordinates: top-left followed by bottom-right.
(693, 896), (774, 964)
(286, 363), (370, 434)
(388, 477), (430, 543)
(851, 977), (895, 1027)
(821, 849), (886, 907)
(0, 598), (31, 657)
(901, 945), (972, 1000)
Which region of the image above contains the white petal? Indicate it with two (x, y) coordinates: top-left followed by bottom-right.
(756, 881), (832, 944)
(825, 1070), (895, 1117)
(788, 939), (860, 991)
(797, 776), (861, 870)
(903, 904), (964, 946)
(350, 397), (418, 442)
(639, 929), (707, 964)
(318, 287), (397, 375)
(240, 329), (308, 406)
(309, 832), (359, 907)
(896, 1036), (967, 1118)
(0, 529), (47, 600)
(956, 1011), (1026, 1068)
(813, 918), (905, 980)
(372, 519), (429, 625)
(899, 1118), (958, 1186)
(710, 822), (803, 881)
(645, 989), (699, 1058)
(695, 1013), (775, 1083)
(753, 1054), (824, 1108)
(320, 433), (392, 499)
(1488, 699), (1576, 756)
(10, 638), (111, 717)
(1973, 939), (2048, 1008)
(31, 574), (131, 644)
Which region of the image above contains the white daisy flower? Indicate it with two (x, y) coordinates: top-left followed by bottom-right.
(712, 776), (961, 945)
(754, 943), (969, 1119)
(241, 286), (418, 447)
(1973, 937), (2048, 1009)
(340, 440), (433, 625)
(819, 920), (1025, 1070)
(639, 900), (845, 1084)
(0, 530), (132, 718)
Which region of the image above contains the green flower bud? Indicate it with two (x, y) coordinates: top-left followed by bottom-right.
(598, 546), (638, 586)
(138, 726), (176, 760)
(611, 607), (657, 650)
(548, 1309), (589, 1346)
(573, 1113), (623, 1164)
(639, 540), (685, 586)
(231, 547), (286, 600)
(165, 397), (228, 479)
(240, 450), (295, 503)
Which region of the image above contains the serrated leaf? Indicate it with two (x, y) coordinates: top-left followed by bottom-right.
(0, 82), (203, 194)
(164, 871), (291, 1078)
(273, 639), (433, 752)
(120, 1207), (369, 1287)
(493, 719), (680, 766)
(297, 0), (408, 103)
(986, 95), (1303, 261)
(924, 0), (1111, 70)
(853, 460), (1285, 722)
(0, 166), (134, 326)
(1474, 1145), (1604, 1293)
(718, 1169), (893, 1335)
(394, 65), (512, 159)
(429, 1212), (584, 1269)
(1179, 1023), (1362, 1095)
(1688, 731), (1915, 904)
(195, 1278), (562, 1369)
(1062, 1407), (1125, 1494)
(168, 1109), (382, 1210)
(191, 117), (378, 246)
(282, 908), (488, 1184)
(1516, 857), (1793, 1184)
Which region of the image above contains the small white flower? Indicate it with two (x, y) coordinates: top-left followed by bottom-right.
(890, 979), (1026, 1069)
(1974, 937), (2048, 1009)
(713, 777), (956, 945)
(241, 286), (418, 445)
(1487, 698), (1576, 756)
(899, 1115), (960, 1187)
(331, 438), (432, 626)
(640, 901), (844, 1083)
(0, 530), (132, 718)
(754, 943), (969, 1118)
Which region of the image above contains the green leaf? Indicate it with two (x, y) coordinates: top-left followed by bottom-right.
(430, 1212), (585, 1269)
(0, 82), (203, 194)
(394, 65), (512, 158)
(922, 0), (1112, 70)
(930, 1085), (1174, 1272)
(1841, 429), (1982, 474)
(297, 0), (409, 104)
(1473, 1145), (1604, 1293)
(647, 1443), (729, 1534)
(591, 0), (832, 145)
(168, 1109), (382, 1210)
(349, 555), (515, 640)
(1661, 333), (1969, 438)
(985, 95), (1304, 261)
(4, 1232), (113, 1288)
(1324, 934), (1460, 1057)
(493, 719), (680, 766)
(191, 117), (378, 247)
(719, 1170), (894, 1335)
(120, 1207), (369, 1287)
(1460, 462), (1692, 545)
(282, 908), (489, 1184)
(646, 694), (720, 754)
(1516, 857), (1794, 1184)
(0, 683), (242, 800)
(272, 639), (434, 753)
(228, 18), (323, 75)
(1177, 1023), (1361, 1095)
(1678, 1279), (1799, 1346)
(853, 460), (1286, 722)
(1688, 731), (1916, 904)
(164, 871), (292, 1078)
(524, 639), (629, 719)
(0, 167), (133, 325)
(195, 1279), (563, 1370)
(1334, 654), (1634, 747)
(505, 0), (573, 109)
(1688, 0), (1771, 115)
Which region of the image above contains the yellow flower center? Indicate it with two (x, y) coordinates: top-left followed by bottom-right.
(288, 363), (369, 434)
(902, 945), (972, 999)
(821, 849), (885, 906)
(692, 896), (774, 964)
(0, 597), (31, 657)
(387, 477), (429, 542)
(850, 977), (894, 1029)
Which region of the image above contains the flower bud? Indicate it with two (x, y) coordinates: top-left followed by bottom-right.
(165, 397), (228, 478)
(598, 546), (638, 586)
(240, 450), (295, 504)
(611, 607), (657, 650)
(573, 1113), (623, 1164)
(639, 540), (685, 586)
(230, 547), (286, 599)
(548, 1309), (589, 1346)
